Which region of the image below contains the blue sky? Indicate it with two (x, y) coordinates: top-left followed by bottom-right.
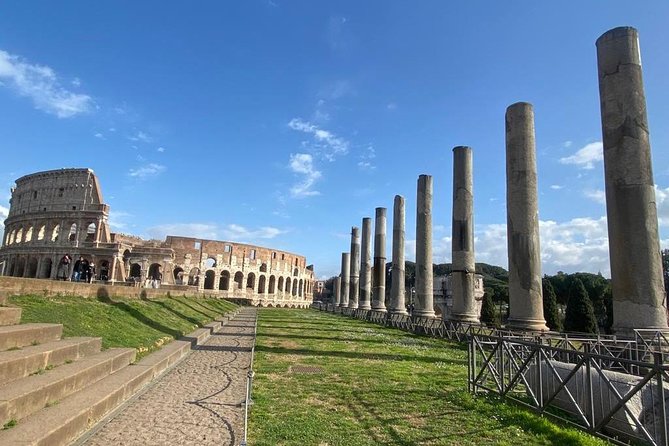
(1, 1), (669, 279)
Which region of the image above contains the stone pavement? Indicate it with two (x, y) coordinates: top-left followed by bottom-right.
(79, 307), (257, 446)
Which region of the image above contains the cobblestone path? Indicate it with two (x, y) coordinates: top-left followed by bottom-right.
(81, 307), (257, 446)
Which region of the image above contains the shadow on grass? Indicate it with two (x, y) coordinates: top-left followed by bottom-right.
(258, 332), (429, 345)
(255, 345), (464, 365)
(96, 287), (183, 339)
(168, 296), (216, 319)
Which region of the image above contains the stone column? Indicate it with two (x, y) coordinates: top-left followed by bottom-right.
(348, 227), (360, 309)
(449, 146), (479, 323)
(334, 276), (341, 308)
(359, 217), (372, 310)
(340, 252), (350, 307)
(415, 175), (435, 317)
(389, 195), (408, 314)
(505, 102), (548, 331)
(596, 27), (668, 332)
(372, 207), (388, 311)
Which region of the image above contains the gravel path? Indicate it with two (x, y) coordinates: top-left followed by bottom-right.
(82, 307), (257, 446)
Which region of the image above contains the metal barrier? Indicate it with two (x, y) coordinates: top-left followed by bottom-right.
(469, 334), (669, 445)
(240, 311), (258, 446)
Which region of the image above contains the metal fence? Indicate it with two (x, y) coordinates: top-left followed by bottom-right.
(240, 311), (258, 446)
(315, 303), (669, 445)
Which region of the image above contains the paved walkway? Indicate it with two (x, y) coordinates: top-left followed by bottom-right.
(81, 308), (257, 446)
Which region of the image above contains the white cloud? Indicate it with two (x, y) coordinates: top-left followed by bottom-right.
(288, 118), (349, 161)
(0, 204), (8, 242)
(94, 132), (104, 139)
(584, 189), (606, 204)
(0, 49), (94, 118)
(128, 163), (166, 178)
(157, 146), (165, 153)
(145, 222), (285, 242)
(358, 145), (376, 171)
(288, 153), (322, 198)
(559, 141), (603, 169)
(387, 102), (398, 110)
(655, 185), (669, 227)
(71, 77), (81, 87)
(563, 141), (573, 148)
(550, 184), (563, 190)
(127, 131), (153, 143)
(108, 211), (131, 231)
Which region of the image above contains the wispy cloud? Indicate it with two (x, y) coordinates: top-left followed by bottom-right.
(550, 184), (563, 190)
(0, 49), (94, 118)
(157, 146), (165, 153)
(357, 145), (376, 171)
(127, 130), (153, 143)
(145, 222), (286, 242)
(559, 141), (603, 169)
(288, 153), (322, 198)
(108, 211), (132, 231)
(128, 163), (166, 179)
(0, 205), (8, 241)
(584, 189), (606, 204)
(288, 118), (349, 161)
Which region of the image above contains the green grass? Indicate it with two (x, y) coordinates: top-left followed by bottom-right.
(9, 294), (237, 359)
(249, 309), (609, 446)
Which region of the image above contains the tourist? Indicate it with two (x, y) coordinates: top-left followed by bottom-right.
(58, 254), (71, 280)
(72, 256), (83, 281)
(88, 262), (96, 283)
(81, 258), (90, 283)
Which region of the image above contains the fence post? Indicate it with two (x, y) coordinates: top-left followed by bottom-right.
(585, 344), (595, 430)
(655, 352), (667, 446)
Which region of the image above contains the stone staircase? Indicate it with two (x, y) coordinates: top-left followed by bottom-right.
(0, 298), (238, 445)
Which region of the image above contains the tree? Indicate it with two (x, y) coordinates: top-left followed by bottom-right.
(564, 278), (598, 334)
(480, 292), (497, 326)
(542, 278), (561, 331)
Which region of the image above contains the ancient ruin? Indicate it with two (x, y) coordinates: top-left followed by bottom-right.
(339, 252), (350, 307)
(389, 195), (407, 315)
(371, 207), (387, 312)
(348, 227), (361, 309)
(0, 168), (315, 308)
(414, 175), (435, 317)
(596, 27), (669, 333)
(505, 103), (548, 331)
(359, 217), (372, 310)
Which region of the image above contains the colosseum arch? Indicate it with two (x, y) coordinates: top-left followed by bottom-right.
(260, 263), (268, 273)
(246, 272), (256, 291)
(258, 275), (266, 294)
(173, 267), (184, 285)
(269, 275), (276, 294)
(234, 271), (244, 289)
(85, 222), (96, 242)
(285, 277), (291, 295)
(298, 279), (303, 297)
(278, 276), (284, 293)
(14, 257), (25, 277)
(26, 257), (38, 278)
(148, 263), (162, 281)
(219, 271), (230, 291)
(25, 226), (33, 243)
(204, 257), (216, 269)
(68, 223), (77, 242)
(40, 258), (53, 279)
(51, 224), (60, 242)
(188, 267), (200, 286)
(129, 263), (142, 279)
(16, 228), (23, 244)
(204, 270), (215, 290)
(37, 225), (45, 241)
(292, 279), (298, 296)
(293, 267), (298, 276)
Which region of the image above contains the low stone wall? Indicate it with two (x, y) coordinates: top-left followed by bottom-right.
(0, 276), (210, 300)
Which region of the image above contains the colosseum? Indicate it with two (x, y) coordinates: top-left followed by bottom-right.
(0, 168), (315, 308)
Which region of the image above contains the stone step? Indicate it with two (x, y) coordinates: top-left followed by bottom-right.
(0, 337), (102, 384)
(0, 324), (63, 351)
(0, 348), (136, 425)
(0, 307), (22, 326)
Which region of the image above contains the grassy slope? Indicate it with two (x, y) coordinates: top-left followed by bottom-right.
(250, 309), (608, 446)
(9, 294), (237, 359)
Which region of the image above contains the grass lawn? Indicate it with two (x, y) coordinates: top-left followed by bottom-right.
(8, 294), (237, 359)
(249, 309), (609, 446)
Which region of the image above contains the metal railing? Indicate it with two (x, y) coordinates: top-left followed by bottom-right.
(469, 334), (669, 445)
(240, 311), (258, 446)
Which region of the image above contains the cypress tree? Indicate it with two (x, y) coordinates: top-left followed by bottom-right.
(564, 278), (598, 334)
(480, 292), (497, 326)
(542, 278), (562, 331)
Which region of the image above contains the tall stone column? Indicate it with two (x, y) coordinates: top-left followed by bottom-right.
(389, 195), (408, 315)
(348, 227), (360, 309)
(334, 276), (341, 308)
(505, 102), (548, 331)
(340, 252), (350, 307)
(372, 207), (387, 311)
(359, 217), (372, 310)
(450, 146), (479, 323)
(596, 27), (668, 332)
(415, 175), (435, 317)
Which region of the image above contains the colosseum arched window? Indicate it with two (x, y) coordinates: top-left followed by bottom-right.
(16, 228), (23, 244)
(219, 271), (230, 290)
(51, 224), (60, 242)
(68, 223), (77, 242)
(37, 225), (45, 241)
(25, 226), (33, 243)
(204, 257), (216, 269)
(85, 223), (96, 242)
(234, 271), (244, 289)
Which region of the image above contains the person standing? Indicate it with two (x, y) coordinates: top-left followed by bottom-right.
(88, 262), (96, 283)
(72, 256), (83, 281)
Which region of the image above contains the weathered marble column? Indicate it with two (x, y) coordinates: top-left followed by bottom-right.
(389, 195), (408, 315)
(348, 227), (360, 309)
(372, 207), (387, 311)
(359, 218), (372, 310)
(450, 146), (479, 323)
(415, 175), (435, 317)
(596, 27), (668, 332)
(340, 252), (350, 307)
(334, 276), (341, 308)
(505, 103), (548, 331)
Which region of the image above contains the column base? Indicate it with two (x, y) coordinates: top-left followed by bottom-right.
(348, 304), (359, 310)
(389, 308), (408, 315)
(412, 310), (435, 318)
(448, 312), (480, 324)
(358, 304), (372, 310)
(506, 317), (548, 332)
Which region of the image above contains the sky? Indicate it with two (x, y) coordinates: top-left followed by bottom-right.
(1, 1), (669, 279)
